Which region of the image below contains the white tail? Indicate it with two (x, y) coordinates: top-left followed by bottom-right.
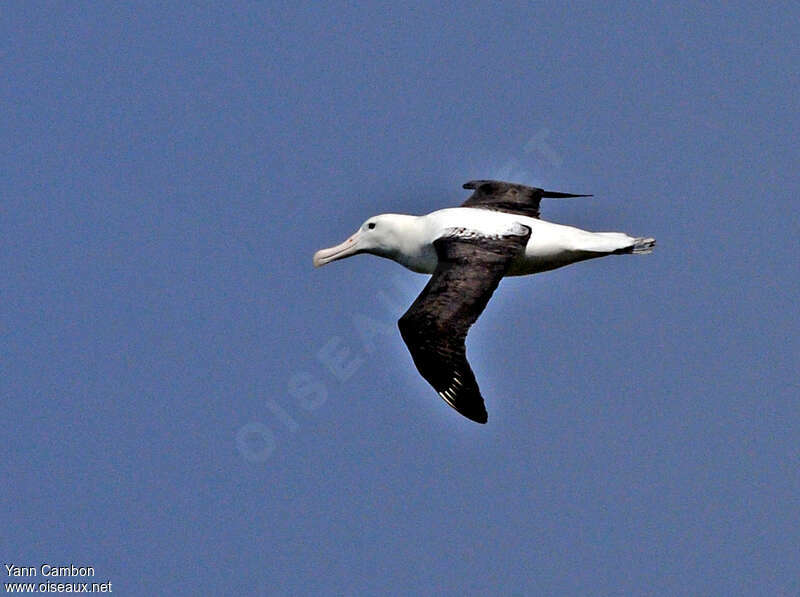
(577, 232), (656, 254)
(630, 237), (656, 254)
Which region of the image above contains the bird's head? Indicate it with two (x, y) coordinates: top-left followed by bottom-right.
(313, 214), (414, 267)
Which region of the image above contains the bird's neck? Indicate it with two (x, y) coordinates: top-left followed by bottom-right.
(378, 215), (436, 274)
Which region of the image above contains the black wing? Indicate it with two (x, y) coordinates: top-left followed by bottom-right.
(397, 224), (531, 423)
(462, 179), (591, 219)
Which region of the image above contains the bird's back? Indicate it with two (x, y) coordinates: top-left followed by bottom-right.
(423, 208), (643, 276)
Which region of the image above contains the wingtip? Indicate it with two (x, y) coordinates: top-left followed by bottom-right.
(464, 407), (488, 424)
(541, 190), (594, 199)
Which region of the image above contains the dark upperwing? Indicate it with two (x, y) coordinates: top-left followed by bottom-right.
(397, 224), (531, 423)
(461, 179), (592, 219)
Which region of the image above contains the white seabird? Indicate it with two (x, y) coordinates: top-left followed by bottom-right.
(313, 180), (655, 424)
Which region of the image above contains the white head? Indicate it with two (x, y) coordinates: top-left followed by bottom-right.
(313, 214), (417, 268)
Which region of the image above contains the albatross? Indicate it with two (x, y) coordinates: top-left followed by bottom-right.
(313, 179), (655, 424)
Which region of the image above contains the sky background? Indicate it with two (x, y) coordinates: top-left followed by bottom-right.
(3, 3), (798, 595)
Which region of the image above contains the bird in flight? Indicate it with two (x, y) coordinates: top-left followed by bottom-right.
(313, 180), (655, 424)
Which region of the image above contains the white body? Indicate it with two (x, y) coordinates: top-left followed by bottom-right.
(382, 208), (643, 276)
(313, 207), (652, 275)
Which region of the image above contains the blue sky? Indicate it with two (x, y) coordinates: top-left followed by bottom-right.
(3, 3), (798, 595)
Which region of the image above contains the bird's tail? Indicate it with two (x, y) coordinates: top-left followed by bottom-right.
(629, 237), (656, 254)
(604, 235), (656, 255)
(582, 232), (656, 255)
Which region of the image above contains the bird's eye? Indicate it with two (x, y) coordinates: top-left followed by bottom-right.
(367, 222), (376, 229)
